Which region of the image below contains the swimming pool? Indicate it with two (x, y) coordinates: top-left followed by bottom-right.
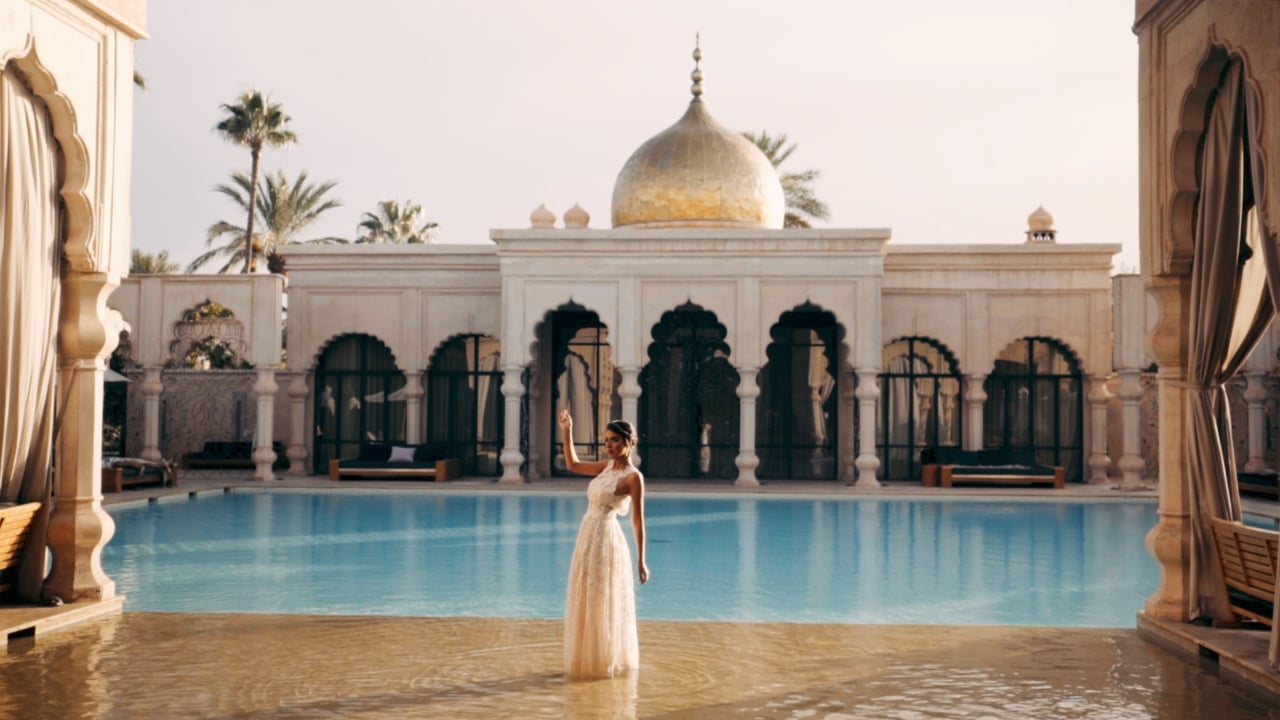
(102, 490), (1159, 627)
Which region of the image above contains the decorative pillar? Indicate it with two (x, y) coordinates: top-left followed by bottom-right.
(286, 373), (309, 475)
(734, 367), (761, 487)
(854, 370), (880, 488)
(963, 374), (987, 451)
(251, 369), (278, 482)
(140, 366), (163, 462)
(1115, 369), (1147, 490)
(45, 272), (118, 603)
(1087, 376), (1112, 484)
(402, 372), (424, 445)
(499, 367), (526, 483)
(1243, 370), (1269, 473)
(618, 366), (641, 428)
(1143, 275), (1192, 622)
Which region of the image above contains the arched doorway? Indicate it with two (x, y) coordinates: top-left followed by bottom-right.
(547, 304), (619, 475)
(312, 334), (405, 473)
(426, 335), (503, 476)
(758, 304), (840, 480)
(878, 337), (963, 481)
(639, 302), (739, 479)
(984, 337), (1083, 482)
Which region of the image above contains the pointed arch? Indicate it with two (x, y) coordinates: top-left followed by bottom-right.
(878, 336), (964, 482)
(639, 301), (739, 479)
(757, 302), (844, 480)
(311, 333), (405, 474)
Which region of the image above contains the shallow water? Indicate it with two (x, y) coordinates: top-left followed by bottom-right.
(2, 614), (1275, 719)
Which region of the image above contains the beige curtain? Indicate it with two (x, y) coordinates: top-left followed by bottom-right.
(1185, 59), (1274, 621)
(1240, 67), (1280, 672)
(0, 69), (62, 602)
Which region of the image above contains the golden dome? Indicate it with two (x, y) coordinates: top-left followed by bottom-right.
(611, 45), (784, 229)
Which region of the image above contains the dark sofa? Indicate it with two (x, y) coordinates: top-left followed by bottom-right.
(329, 441), (460, 482)
(183, 441), (288, 471)
(920, 446), (1064, 488)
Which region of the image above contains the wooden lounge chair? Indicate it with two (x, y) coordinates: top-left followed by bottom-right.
(0, 502), (42, 600)
(1209, 517), (1278, 627)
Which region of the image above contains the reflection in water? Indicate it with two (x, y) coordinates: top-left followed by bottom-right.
(563, 673), (637, 720)
(0, 614), (1274, 719)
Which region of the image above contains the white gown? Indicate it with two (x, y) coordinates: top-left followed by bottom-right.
(564, 464), (640, 679)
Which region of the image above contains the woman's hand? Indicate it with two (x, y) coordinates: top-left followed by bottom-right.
(558, 409), (573, 432)
(637, 562), (649, 584)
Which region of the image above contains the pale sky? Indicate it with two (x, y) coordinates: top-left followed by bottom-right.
(131, 0), (1140, 272)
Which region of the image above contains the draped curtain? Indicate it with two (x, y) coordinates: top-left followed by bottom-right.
(1185, 59), (1276, 624)
(0, 69), (61, 601)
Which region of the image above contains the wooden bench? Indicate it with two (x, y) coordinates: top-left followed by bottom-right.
(1209, 517), (1278, 627)
(0, 502), (42, 599)
(328, 457), (460, 483)
(936, 465), (1065, 489)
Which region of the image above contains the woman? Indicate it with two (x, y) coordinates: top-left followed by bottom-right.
(559, 408), (649, 679)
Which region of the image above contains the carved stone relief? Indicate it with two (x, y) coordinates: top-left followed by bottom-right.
(1139, 374), (1158, 480)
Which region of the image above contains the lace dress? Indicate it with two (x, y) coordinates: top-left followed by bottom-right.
(564, 465), (640, 679)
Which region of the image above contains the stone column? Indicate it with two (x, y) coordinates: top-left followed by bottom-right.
(45, 272), (118, 603)
(963, 374), (987, 451)
(251, 368), (278, 482)
(286, 373), (309, 475)
(734, 366), (761, 487)
(1143, 275), (1192, 622)
(618, 366), (641, 428)
(499, 367), (525, 483)
(1087, 376), (1112, 484)
(1115, 369), (1147, 490)
(854, 370), (881, 488)
(402, 372), (424, 445)
(140, 365), (163, 462)
(618, 366), (641, 468)
(1243, 370), (1269, 473)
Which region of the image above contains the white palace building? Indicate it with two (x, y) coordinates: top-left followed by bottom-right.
(107, 52), (1227, 494)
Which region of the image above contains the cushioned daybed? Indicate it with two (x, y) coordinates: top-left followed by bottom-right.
(329, 442), (460, 482)
(920, 447), (1064, 489)
(183, 441), (288, 471)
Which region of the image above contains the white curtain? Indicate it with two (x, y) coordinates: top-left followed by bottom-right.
(0, 69), (61, 601)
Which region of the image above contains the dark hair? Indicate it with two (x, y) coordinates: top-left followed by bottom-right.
(605, 420), (637, 445)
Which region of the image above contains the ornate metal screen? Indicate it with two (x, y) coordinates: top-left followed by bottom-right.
(878, 337), (963, 481)
(427, 335), (503, 476)
(312, 334), (406, 474)
(984, 337), (1083, 482)
(549, 308), (619, 475)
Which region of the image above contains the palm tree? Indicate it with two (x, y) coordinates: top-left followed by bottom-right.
(355, 199), (439, 244)
(189, 170), (345, 273)
(214, 90), (297, 273)
(743, 130), (831, 228)
(130, 249), (180, 274)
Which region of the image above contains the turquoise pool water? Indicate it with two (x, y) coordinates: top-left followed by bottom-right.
(102, 491), (1159, 627)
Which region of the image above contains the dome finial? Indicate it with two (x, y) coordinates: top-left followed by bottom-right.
(690, 33), (703, 100)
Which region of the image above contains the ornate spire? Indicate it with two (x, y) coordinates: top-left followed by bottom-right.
(690, 34), (703, 100)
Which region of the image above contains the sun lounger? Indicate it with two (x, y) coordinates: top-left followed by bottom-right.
(1209, 517), (1278, 627)
(0, 502), (42, 599)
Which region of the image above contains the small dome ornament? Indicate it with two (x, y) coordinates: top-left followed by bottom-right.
(1025, 205), (1057, 244)
(564, 203), (590, 229)
(530, 203), (556, 228)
